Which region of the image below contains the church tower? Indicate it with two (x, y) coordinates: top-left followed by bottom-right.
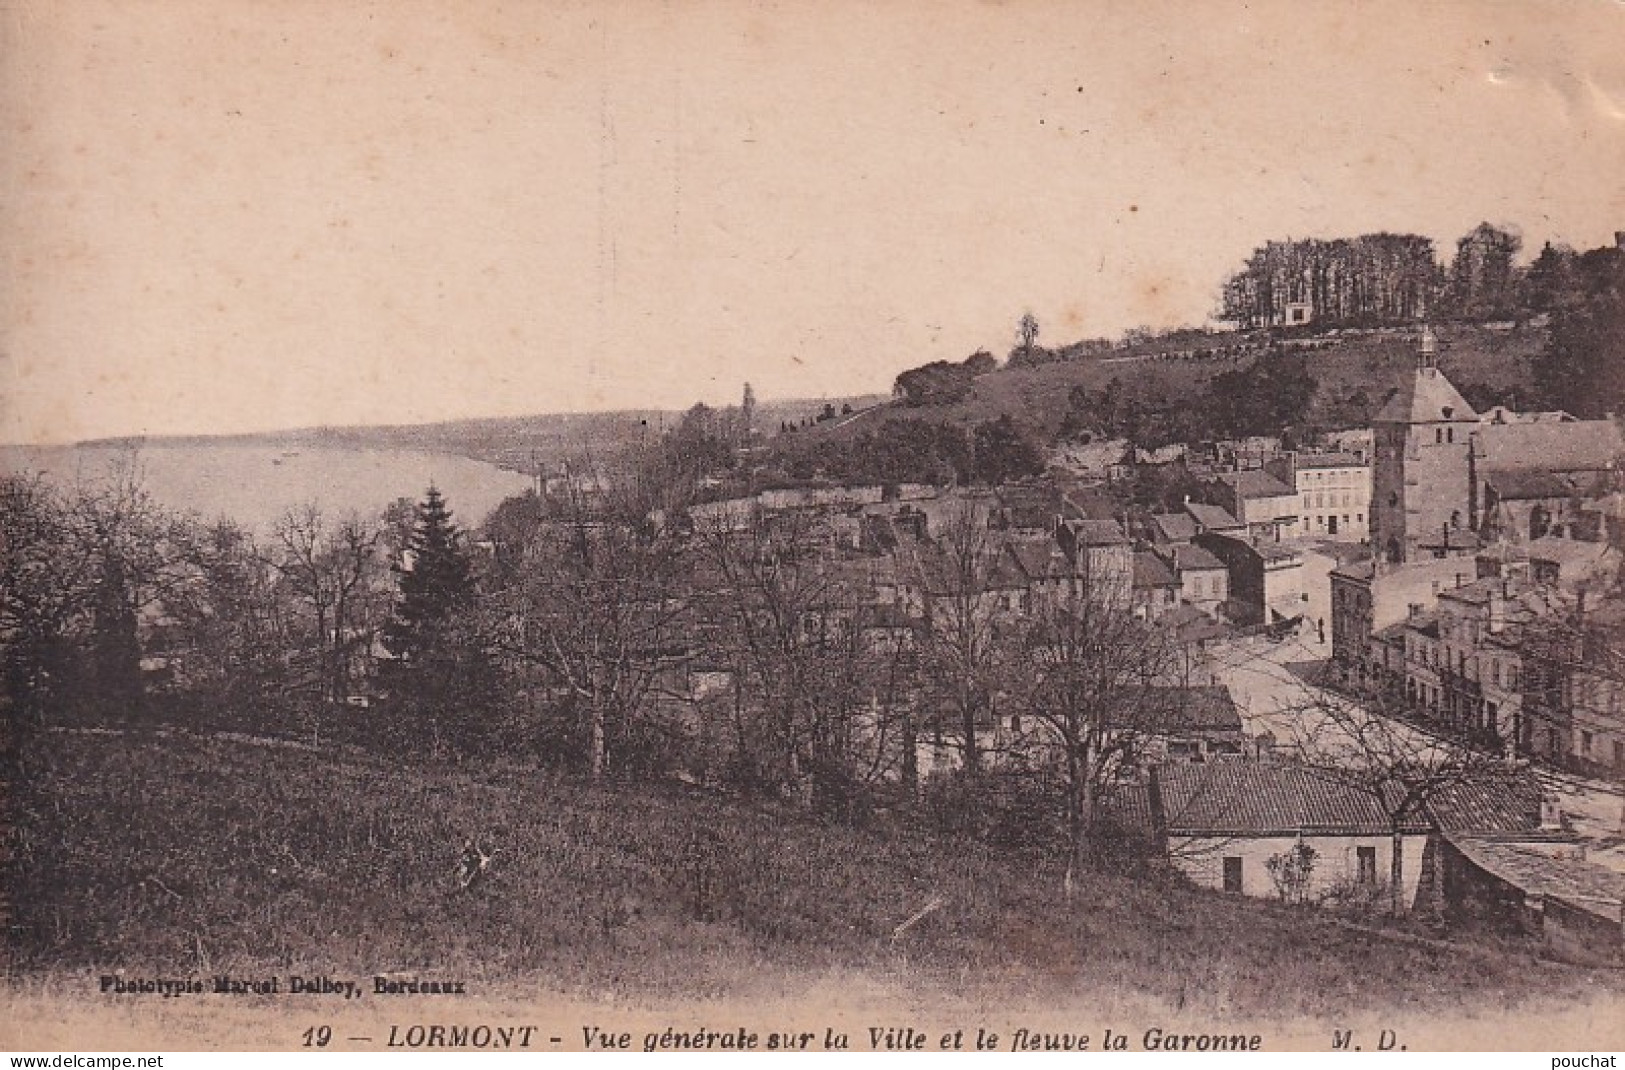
(1370, 324), (1479, 564)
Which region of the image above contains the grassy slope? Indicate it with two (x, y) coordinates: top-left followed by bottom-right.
(784, 324), (1545, 451)
(8, 729), (1619, 1024)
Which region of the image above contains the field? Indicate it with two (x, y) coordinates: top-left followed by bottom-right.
(6, 725), (1622, 1052)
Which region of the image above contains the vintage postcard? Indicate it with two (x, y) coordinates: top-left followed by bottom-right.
(4, 0), (1624, 1055)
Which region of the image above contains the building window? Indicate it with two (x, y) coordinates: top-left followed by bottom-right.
(1357, 845), (1377, 886)
(1582, 730), (1593, 755)
(1223, 857), (1243, 894)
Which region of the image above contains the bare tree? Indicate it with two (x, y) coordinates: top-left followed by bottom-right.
(167, 519), (294, 704)
(1280, 686), (1510, 916)
(1, 474), (98, 727)
(1000, 562), (1176, 894)
(1017, 310), (1040, 356)
(699, 508), (905, 813)
(489, 462), (689, 778)
(913, 499), (1003, 773)
(265, 505), (385, 707)
(1, 459), (196, 726)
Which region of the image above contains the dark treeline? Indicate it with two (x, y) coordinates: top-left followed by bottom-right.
(0, 466), (493, 758)
(1219, 223), (1625, 334)
(1061, 351), (1318, 450)
(1221, 232), (1440, 329)
(783, 414), (1045, 487)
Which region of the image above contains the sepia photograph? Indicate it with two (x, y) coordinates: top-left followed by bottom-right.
(3, 0), (1624, 1054)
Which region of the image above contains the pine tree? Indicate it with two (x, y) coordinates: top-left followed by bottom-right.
(383, 486), (472, 664)
(380, 487), (502, 754)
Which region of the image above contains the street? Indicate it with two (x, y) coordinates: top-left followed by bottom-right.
(1209, 629), (1625, 873)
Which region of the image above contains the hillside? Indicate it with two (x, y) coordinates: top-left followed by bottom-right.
(8, 728), (1619, 1028)
(780, 322), (1546, 458)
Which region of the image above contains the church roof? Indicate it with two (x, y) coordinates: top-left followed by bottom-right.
(1474, 420), (1624, 476)
(1373, 367), (1479, 425)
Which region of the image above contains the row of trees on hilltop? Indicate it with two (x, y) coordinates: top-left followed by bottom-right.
(1219, 224), (1624, 330)
(1219, 232), (1441, 329)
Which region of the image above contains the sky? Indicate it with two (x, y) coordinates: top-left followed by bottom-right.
(3, 0), (1624, 444)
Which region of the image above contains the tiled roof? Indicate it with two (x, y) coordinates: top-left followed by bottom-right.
(1133, 551), (1179, 589)
(1215, 469), (1295, 499)
(1067, 518), (1131, 546)
(1254, 542), (1304, 563)
(1166, 544), (1226, 573)
(1484, 469), (1610, 501)
(1294, 452), (1367, 470)
(1107, 685), (1242, 733)
(1006, 540), (1071, 580)
(1152, 512), (1198, 543)
(1099, 782), (1157, 841)
(1423, 769), (1546, 835)
(1374, 367), (1479, 424)
(1475, 420), (1624, 475)
(1185, 502), (1243, 531)
(1450, 838), (1625, 918)
(1437, 576), (1509, 606)
(1159, 604), (1232, 643)
(1062, 488), (1123, 522)
(1332, 559), (1377, 583)
(1154, 763), (1427, 837)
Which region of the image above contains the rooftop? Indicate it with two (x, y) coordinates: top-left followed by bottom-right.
(1107, 685), (1242, 734)
(1294, 452), (1368, 470)
(1185, 502), (1243, 532)
(1373, 366), (1479, 425)
(1159, 603), (1233, 644)
(1475, 419), (1624, 475)
(1451, 837), (1625, 918)
(1065, 517), (1131, 547)
(1423, 768), (1548, 835)
(1163, 543), (1227, 573)
(1006, 540), (1073, 581)
(1133, 551), (1179, 589)
(1151, 512), (1198, 543)
(1484, 469), (1610, 502)
(1214, 469), (1295, 499)
(1154, 763), (1429, 837)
